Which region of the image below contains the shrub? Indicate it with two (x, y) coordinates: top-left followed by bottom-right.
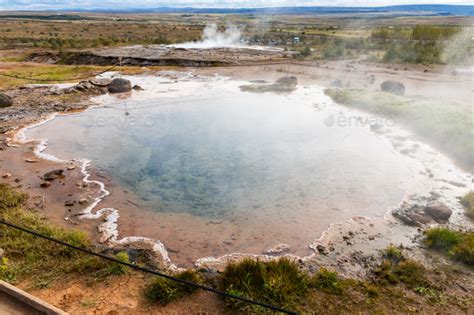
(451, 233), (474, 265)
(461, 191), (474, 218)
(425, 228), (462, 251)
(425, 228), (473, 265)
(309, 268), (343, 294)
(383, 245), (403, 263)
(219, 258), (308, 311)
(375, 246), (429, 289)
(145, 270), (203, 304)
(106, 251), (130, 275)
(0, 183), (27, 211)
(392, 260), (428, 289)
(299, 46), (312, 58)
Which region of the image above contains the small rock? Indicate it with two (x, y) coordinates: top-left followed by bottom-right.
(381, 80), (405, 96)
(424, 203), (452, 223)
(74, 81), (94, 91)
(108, 78), (132, 94)
(40, 181), (51, 188)
(25, 159), (39, 163)
(316, 244), (328, 255)
(43, 169), (64, 181)
(275, 76), (298, 87)
(67, 165), (76, 171)
(264, 243), (291, 255)
(64, 200), (75, 207)
(368, 235), (375, 240)
(78, 198), (88, 205)
(0, 93), (13, 108)
(90, 78), (112, 87)
(132, 85), (144, 91)
(2, 173), (12, 179)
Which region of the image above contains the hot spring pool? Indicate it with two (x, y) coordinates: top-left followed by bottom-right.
(25, 74), (445, 262)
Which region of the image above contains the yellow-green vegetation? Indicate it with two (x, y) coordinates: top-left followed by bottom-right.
(425, 227), (474, 265)
(461, 191), (474, 218)
(309, 267), (343, 294)
(0, 65), (104, 90)
(375, 247), (430, 289)
(371, 25), (471, 64)
(219, 258), (308, 312)
(145, 270), (203, 304)
(324, 89), (474, 170)
(383, 244), (404, 262)
(0, 183), (124, 286)
(0, 17), (202, 50)
(372, 25), (462, 42)
(0, 64), (158, 91)
(106, 251), (130, 275)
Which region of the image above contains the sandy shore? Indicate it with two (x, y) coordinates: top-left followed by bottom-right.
(1, 60), (473, 275)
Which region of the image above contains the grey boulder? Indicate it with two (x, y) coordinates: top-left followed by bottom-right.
(0, 93), (13, 108)
(423, 203), (452, 223)
(108, 78), (132, 94)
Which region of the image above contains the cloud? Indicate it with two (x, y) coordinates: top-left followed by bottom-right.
(0, 0), (472, 10)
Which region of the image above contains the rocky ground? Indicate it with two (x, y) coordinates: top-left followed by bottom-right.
(29, 45), (295, 67)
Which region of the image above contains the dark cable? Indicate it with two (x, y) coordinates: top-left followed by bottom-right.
(0, 219), (297, 314)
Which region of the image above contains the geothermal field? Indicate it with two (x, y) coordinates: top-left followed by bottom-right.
(0, 4), (473, 314)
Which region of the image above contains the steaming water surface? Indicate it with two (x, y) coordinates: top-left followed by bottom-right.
(26, 75), (453, 259)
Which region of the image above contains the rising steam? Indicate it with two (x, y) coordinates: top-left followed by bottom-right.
(172, 24), (243, 49)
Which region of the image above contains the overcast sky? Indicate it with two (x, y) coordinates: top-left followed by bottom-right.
(0, 0), (472, 10)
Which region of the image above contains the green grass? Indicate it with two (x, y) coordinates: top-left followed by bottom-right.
(145, 270), (203, 305)
(461, 191), (474, 218)
(375, 258), (429, 289)
(106, 251), (130, 275)
(0, 183), (118, 285)
(383, 245), (404, 263)
(425, 228), (463, 250)
(324, 89), (474, 170)
(219, 258), (308, 312)
(0, 65), (105, 90)
(425, 227), (474, 265)
(309, 268), (343, 294)
(0, 64), (155, 91)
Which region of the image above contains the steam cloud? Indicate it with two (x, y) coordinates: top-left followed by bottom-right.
(172, 24), (243, 49)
